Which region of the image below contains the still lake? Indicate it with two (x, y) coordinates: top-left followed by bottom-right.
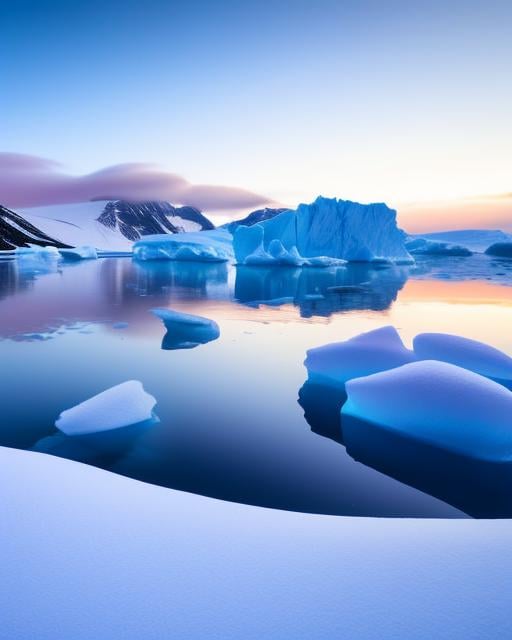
(1, 253), (511, 518)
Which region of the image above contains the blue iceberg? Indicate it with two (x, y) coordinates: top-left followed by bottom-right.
(133, 229), (233, 262)
(152, 307), (220, 350)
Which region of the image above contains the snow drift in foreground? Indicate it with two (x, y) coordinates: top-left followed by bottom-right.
(133, 229), (233, 262)
(151, 308), (220, 350)
(234, 197), (413, 265)
(56, 380), (158, 435)
(2, 446), (511, 640)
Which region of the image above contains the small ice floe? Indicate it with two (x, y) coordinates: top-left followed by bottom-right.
(15, 245), (60, 259)
(304, 326), (416, 388)
(485, 242), (512, 258)
(151, 308), (220, 350)
(55, 380), (158, 436)
(414, 333), (512, 389)
(112, 321), (129, 329)
(405, 237), (472, 256)
(59, 246), (98, 261)
(133, 230), (233, 262)
(342, 361), (512, 517)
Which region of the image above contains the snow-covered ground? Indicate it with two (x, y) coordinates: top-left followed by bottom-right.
(1, 445), (511, 639)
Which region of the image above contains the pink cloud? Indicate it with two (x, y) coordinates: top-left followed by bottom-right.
(0, 152), (273, 211)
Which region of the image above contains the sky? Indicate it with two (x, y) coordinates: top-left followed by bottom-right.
(1, 0), (511, 231)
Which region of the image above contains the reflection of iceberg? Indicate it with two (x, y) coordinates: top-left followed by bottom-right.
(342, 361), (512, 518)
(298, 379), (345, 444)
(152, 308), (220, 350)
(235, 263), (408, 318)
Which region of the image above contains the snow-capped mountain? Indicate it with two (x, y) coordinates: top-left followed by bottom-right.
(10, 200), (215, 251)
(226, 207), (290, 232)
(0, 204), (69, 250)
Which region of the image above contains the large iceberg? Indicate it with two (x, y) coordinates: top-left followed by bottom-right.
(152, 308), (220, 350)
(342, 361), (512, 517)
(304, 326), (416, 388)
(413, 333), (512, 389)
(234, 197), (413, 265)
(133, 229), (233, 262)
(56, 380), (158, 436)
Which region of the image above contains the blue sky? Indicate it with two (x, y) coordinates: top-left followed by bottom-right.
(1, 0), (511, 229)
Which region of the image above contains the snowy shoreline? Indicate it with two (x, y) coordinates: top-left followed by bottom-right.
(1, 445), (511, 639)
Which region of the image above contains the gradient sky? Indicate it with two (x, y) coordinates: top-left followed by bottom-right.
(1, 0), (511, 230)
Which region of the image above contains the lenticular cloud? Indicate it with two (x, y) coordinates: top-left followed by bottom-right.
(0, 152), (272, 211)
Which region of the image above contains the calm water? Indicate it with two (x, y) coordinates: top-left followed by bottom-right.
(0, 253), (511, 518)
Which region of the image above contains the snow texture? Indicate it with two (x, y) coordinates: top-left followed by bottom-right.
(2, 445), (512, 639)
(234, 197), (412, 265)
(55, 380), (157, 435)
(133, 229), (233, 262)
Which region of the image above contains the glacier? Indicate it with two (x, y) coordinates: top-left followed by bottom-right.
(151, 307), (220, 350)
(133, 229), (233, 262)
(234, 197), (413, 265)
(55, 380), (158, 435)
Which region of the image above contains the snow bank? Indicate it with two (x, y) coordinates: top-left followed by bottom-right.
(59, 245), (98, 261)
(234, 197), (413, 265)
(152, 308), (220, 349)
(414, 333), (512, 389)
(304, 326), (416, 388)
(55, 380), (157, 435)
(133, 229), (233, 262)
(2, 446), (512, 639)
(485, 242), (512, 258)
(405, 237), (472, 256)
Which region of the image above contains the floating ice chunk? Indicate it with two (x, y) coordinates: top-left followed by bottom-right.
(56, 380), (157, 436)
(485, 242), (512, 258)
(405, 237), (472, 256)
(304, 326), (416, 388)
(59, 245), (98, 261)
(133, 230), (233, 262)
(241, 237), (346, 268)
(341, 361), (512, 516)
(15, 245), (60, 258)
(413, 333), (512, 389)
(151, 308), (220, 350)
(234, 197), (413, 265)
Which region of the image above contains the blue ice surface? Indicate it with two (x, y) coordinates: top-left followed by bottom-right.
(133, 229), (233, 262)
(151, 307), (220, 350)
(405, 237), (472, 256)
(485, 242), (512, 257)
(234, 196), (413, 265)
(342, 360), (512, 517)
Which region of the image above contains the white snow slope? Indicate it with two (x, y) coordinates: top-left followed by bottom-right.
(1, 446), (511, 640)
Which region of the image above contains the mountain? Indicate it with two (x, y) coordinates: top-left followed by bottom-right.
(0, 204), (70, 250)
(413, 229), (512, 253)
(226, 207), (290, 232)
(12, 200), (215, 251)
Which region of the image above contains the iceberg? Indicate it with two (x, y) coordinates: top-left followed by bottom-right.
(234, 197), (413, 265)
(133, 229), (233, 262)
(55, 380), (158, 436)
(342, 361), (512, 517)
(152, 308), (220, 350)
(405, 237), (472, 256)
(304, 326), (416, 388)
(485, 242), (512, 258)
(59, 245), (98, 261)
(413, 333), (512, 389)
